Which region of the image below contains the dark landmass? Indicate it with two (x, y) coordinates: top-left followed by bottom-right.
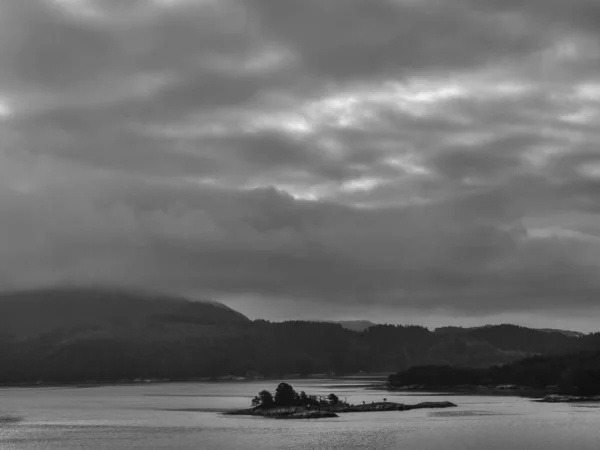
(537, 394), (600, 403)
(377, 384), (553, 400)
(537, 329), (586, 338)
(225, 382), (456, 419)
(327, 320), (376, 332)
(0, 287), (249, 340)
(435, 325), (585, 339)
(0, 287), (599, 385)
(388, 351), (600, 397)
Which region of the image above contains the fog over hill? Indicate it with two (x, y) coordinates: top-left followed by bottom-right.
(0, 287), (249, 340)
(435, 325), (585, 339)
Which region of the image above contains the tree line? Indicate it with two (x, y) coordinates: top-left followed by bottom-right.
(0, 321), (598, 385)
(251, 382), (343, 408)
(388, 350), (600, 395)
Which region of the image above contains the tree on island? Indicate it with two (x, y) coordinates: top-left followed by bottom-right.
(251, 383), (351, 408)
(252, 390), (274, 407)
(274, 382), (296, 405)
(299, 391), (308, 403)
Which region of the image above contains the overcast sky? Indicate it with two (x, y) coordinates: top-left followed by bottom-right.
(1, 0), (600, 331)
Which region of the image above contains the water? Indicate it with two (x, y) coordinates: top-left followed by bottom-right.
(1, 379), (599, 449)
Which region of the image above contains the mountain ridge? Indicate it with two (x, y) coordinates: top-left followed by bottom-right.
(0, 287), (597, 385)
(0, 286), (249, 340)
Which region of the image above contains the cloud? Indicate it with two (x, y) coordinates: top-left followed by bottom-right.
(2, 175), (599, 317)
(248, 0), (554, 80)
(1, 0), (600, 327)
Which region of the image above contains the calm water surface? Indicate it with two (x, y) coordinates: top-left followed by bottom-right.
(1, 379), (599, 449)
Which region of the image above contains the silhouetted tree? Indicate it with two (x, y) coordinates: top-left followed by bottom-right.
(299, 391), (308, 403)
(274, 382), (296, 405)
(257, 390), (274, 406)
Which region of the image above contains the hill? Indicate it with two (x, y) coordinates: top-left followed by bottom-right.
(0, 287), (249, 340)
(434, 325), (584, 340)
(0, 289), (597, 385)
(388, 350), (600, 396)
(0, 287), (255, 384)
(538, 328), (585, 338)
(331, 320), (375, 332)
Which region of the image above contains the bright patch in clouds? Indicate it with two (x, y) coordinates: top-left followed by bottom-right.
(51, 0), (102, 19)
(576, 83), (600, 100)
(0, 98), (12, 118)
(341, 177), (385, 193)
(385, 157), (431, 175)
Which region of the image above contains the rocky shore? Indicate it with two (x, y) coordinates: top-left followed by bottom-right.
(383, 385), (600, 403)
(380, 383), (548, 397)
(225, 400), (457, 419)
(225, 406), (339, 419)
(536, 394), (600, 403)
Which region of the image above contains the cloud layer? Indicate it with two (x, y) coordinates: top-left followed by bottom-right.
(1, 0), (600, 328)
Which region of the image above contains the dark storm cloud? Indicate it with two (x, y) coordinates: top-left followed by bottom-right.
(1, 0), (600, 325)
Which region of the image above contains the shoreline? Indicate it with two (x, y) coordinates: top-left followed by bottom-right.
(6, 378), (597, 403)
(225, 400), (457, 420)
(0, 374), (389, 390)
(375, 384), (600, 401)
(535, 394), (600, 403)
(376, 386), (546, 397)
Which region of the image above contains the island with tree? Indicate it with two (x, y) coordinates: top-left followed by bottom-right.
(225, 382), (456, 419)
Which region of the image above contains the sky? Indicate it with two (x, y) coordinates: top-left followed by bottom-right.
(1, 0), (600, 331)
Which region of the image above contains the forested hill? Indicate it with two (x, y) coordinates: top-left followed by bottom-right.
(0, 287), (249, 339)
(0, 288), (597, 384)
(388, 350), (600, 395)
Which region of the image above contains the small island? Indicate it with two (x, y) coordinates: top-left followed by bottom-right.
(225, 382), (457, 419)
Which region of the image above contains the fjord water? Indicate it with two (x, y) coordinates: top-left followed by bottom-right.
(1, 379), (599, 449)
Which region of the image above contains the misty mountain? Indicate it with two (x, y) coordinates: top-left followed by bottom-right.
(0, 287), (249, 340)
(538, 329), (585, 338)
(434, 325), (584, 340)
(0, 288), (597, 385)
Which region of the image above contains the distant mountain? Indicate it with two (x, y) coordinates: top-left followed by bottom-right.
(333, 320), (375, 332)
(0, 287), (249, 339)
(311, 319), (375, 332)
(435, 325), (585, 339)
(389, 350), (600, 396)
(538, 329), (585, 338)
(0, 289), (596, 385)
(434, 326), (468, 334)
